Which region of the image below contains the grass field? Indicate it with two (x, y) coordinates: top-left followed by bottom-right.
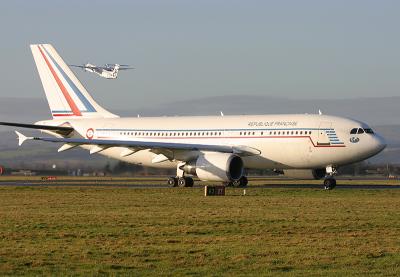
(0, 183), (399, 276)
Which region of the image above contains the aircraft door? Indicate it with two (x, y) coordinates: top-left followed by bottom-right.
(317, 122), (332, 146)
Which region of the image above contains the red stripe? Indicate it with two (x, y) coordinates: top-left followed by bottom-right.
(37, 45), (81, 116)
(52, 114), (76, 117)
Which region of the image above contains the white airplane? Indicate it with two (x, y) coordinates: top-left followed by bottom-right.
(70, 63), (133, 79)
(0, 44), (386, 190)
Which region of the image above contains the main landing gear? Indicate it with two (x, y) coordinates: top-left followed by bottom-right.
(323, 165), (337, 190)
(167, 176), (194, 187)
(168, 162), (195, 187)
(168, 162), (248, 188)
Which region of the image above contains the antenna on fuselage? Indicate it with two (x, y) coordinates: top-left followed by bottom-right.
(318, 109), (323, 115)
(220, 111), (224, 116)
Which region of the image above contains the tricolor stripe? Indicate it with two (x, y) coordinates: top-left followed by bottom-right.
(38, 45), (82, 116)
(42, 47), (96, 113)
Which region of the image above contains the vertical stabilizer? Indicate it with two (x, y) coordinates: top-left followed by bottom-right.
(30, 44), (118, 119)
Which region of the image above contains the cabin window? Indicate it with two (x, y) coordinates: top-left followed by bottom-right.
(357, 128), (364, 134)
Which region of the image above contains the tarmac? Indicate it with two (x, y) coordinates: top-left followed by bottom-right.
(0, 181), (399, 189)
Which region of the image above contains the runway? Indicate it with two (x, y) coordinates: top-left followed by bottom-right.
(1, 181), (400, 190)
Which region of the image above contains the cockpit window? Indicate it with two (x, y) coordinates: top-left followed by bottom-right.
(350, 127), (374, 135)
(364, 128), (374, 134)
(350, 128), (358, 134)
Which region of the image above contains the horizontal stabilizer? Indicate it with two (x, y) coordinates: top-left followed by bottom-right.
(1, 122), (73, 136)
(15, 131), (33, 146)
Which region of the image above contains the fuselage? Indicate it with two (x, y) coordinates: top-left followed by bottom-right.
(39, 114), (386, 170)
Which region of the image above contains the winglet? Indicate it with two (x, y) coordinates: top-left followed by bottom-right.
(15, 131), (32, 146)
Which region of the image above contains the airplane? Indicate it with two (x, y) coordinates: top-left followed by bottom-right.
(69, 63), (133, 79)
(0, 44), (386, 190)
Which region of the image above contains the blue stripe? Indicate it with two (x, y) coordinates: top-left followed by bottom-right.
(96, 127), (333, 132)
(43, 47), (96, 113)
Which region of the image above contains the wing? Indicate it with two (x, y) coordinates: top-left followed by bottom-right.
(118, 67), (135, 70)
(15, 131), (261, 158)
(69, 64), (86, 69)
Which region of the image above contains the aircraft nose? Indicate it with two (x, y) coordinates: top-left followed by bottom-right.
(372, 134), (386, 154)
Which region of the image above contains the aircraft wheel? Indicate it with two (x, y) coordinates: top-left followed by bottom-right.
(231, 180), (241, 187)
(185, 177), (194, 187)
(178, 177), (187, 187)
(323, 178), (336, 190)
(167, 177), (178, 187)
(239, 176), (248, 187)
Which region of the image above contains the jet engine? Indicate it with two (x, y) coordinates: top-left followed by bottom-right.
(283, 169), (326, 180)
(182, 152), (244, 182)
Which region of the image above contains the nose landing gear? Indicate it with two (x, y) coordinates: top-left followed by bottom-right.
(323, 165), (337, 190)
(323, 177), (336, 190)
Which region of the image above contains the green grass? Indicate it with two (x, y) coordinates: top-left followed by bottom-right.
(0, 186), (399, 276)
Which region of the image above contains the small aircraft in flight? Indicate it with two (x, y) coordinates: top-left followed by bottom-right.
(70, 63), (134, 79)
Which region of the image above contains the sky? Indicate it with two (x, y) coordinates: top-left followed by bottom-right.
(0, 0), (399, 110)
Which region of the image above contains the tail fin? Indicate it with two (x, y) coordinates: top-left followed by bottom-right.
(30, 44), (118, 119)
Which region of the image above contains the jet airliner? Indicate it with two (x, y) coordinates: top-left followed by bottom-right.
(0, 44), (386, 189)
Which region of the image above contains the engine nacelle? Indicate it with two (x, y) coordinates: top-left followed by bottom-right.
(182, 152), (244, 182)
(283, 169), (326, 180)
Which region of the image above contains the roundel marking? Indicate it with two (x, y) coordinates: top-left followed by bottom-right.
(86, 128), (95, 140)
